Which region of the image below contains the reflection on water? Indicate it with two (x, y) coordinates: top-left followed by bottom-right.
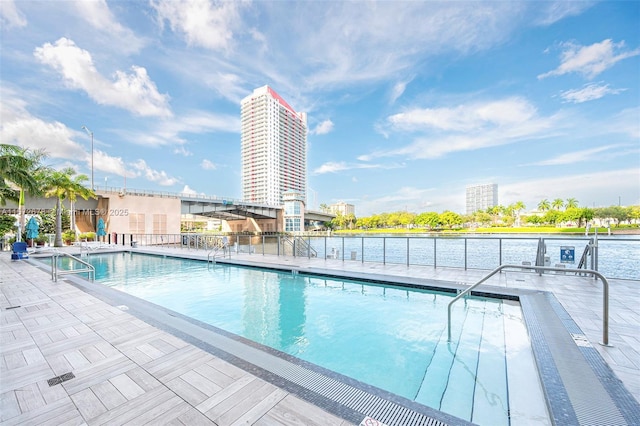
(241, 272), (307, 352)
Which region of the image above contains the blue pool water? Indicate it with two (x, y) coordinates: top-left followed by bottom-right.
(51, 252), (533, 425)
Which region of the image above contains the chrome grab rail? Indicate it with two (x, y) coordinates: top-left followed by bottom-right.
(207, 237), (229, 266)
(447, 264), (610, 346)
(51, 252), (95, 282)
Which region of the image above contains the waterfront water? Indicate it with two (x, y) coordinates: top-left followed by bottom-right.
(301, 235), (639, 280)
(129, 233), (639, 281)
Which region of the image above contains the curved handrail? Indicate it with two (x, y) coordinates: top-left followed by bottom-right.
(207, 237), (229, 266)
(447, 264), (610, 346)
(52, 252), (95, 282)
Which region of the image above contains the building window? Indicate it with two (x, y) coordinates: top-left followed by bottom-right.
(129, 213), (145, 234)
(153, 214), (167, 234)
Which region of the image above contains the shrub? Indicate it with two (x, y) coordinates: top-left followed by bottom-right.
(79, 232), (96, 241)
(62, 230), (76, 244)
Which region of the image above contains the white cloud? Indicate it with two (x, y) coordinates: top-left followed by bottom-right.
(311, 119), (334, 135)
(92, 149), (127, 176)
(538, 39), (640, 80)
(387, 97), (539, 132)
(174, 145), (192, 156)
(34, 38), (172, 117)
(130, 159), (179, 186)
(180, 185), (198, 195)
(560, 82), (625, 103)
(0, 88), (86, 159)
(312, 161), (404, 175)
(1, 88), (185, 188)
(247, 2), (526, 91)
(74, 0), (145, 54)
(500, 168), (640, 208)
(369, 97), (563, 161)
(355, 186), (440, 216)
(117, 110), (240, 149)
(313, 162), (349, 174)
(530, 144), (627, 166)
(534, 2), (593, 26)
(389, 80), (411, 104)
(609, 107), (640, 140)
(201, 159), (216, 170)
(151, 0), (244, 51)
(0, 0), (26, 28)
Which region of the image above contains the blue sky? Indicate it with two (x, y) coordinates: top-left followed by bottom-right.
(1, 1), (638, 216)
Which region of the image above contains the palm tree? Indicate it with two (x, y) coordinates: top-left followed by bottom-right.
(0, 144), (41, 205)
(513, 201), (526, 226)
(552, 198), (564, 210)
(42, 168), (96, 247)
(345, 213), (356, 230)
(565, 198), (579, 209)
(537, 199), (550, 212)
(1, 145), (48, 241)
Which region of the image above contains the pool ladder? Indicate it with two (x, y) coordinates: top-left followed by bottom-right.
(51, 251), (95, 282)
(207, 245), (229, 267)
(447, 264), (610, 346)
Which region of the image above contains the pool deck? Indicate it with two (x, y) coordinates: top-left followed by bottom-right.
(2, 246), (639, 425)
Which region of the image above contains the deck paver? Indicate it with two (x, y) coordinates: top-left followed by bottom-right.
(70, 387), (108, 420)
(90, 380), (127, 409)
(1, 254), (353, 426)
(166, 376), (209, 405)
(2, 246), (638, 426)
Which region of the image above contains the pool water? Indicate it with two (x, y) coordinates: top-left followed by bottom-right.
(51, 252), (541, 425)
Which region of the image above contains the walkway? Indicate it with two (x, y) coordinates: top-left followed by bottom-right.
(1, 246), (638, 425)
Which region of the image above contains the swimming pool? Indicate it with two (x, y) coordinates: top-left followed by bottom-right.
(50, 252), (548, 425)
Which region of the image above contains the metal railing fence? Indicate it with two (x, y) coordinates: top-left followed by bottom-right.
(114, 233), (639, 280)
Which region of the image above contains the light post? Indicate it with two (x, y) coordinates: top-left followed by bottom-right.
(81, 125), (94, 189)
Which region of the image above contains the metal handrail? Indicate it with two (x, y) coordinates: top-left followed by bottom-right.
(51, 252), (95, 282)
(447, 264), (610, 346)
(207, 239), (229, 266)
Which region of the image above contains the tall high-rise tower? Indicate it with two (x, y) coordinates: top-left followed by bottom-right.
(241, 86), (307, 206)
(466, 183), (498, 214)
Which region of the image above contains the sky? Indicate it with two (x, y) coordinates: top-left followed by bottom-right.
(1, 0), (639, 217)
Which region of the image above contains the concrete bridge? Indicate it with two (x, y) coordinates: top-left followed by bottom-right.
(4, 187), (334, 234)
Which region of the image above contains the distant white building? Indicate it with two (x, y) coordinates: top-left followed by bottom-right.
(466, 184), (498, 214)
(329, 201), (355, 216)
(240, 85), (307, 206)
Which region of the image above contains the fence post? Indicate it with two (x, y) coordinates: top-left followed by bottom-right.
(433, 238), (437, 268)
(464, 238), (467, 270)
(324, 237), (327, 259)
(406, 237), (409, 267)
(383, 237), (386, 265)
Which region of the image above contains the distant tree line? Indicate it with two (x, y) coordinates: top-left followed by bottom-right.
(326, 198), (640, 230)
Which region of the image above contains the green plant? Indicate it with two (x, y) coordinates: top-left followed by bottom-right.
(79, 232), (96, 241)
(62, 230), (76, 244)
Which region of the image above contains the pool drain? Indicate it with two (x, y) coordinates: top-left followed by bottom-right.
(47, 372), (75, 387)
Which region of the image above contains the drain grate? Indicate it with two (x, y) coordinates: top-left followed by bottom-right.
(5, 305), (21, 310)
(47, 372), (75, 387)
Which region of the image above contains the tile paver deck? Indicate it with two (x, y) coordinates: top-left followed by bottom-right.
(1, 254), (352, 426)
(1, 246), (639, 425)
